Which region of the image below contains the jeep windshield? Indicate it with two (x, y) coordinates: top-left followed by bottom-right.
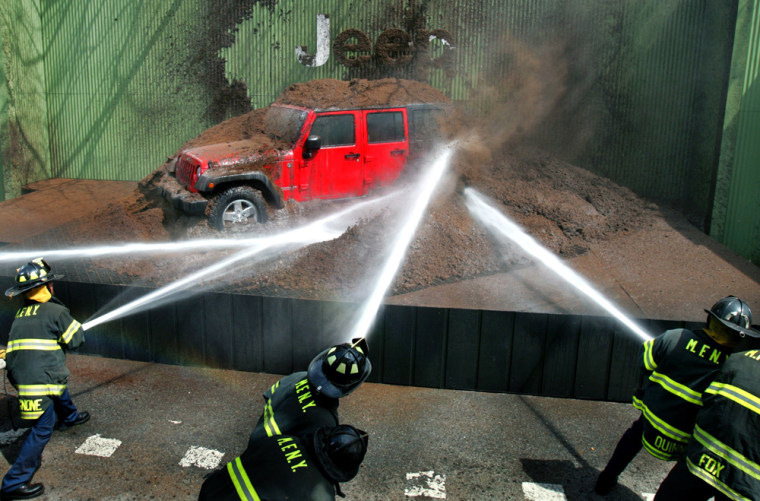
(264, 105), (308, 144)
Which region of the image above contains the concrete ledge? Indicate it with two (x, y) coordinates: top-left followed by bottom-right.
(0, 279), (698, 403)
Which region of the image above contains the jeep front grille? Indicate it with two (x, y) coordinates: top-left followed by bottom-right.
(175, 156), (196, 186)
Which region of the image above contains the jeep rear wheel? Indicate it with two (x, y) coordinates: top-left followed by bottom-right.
(208, 186), (268, 231)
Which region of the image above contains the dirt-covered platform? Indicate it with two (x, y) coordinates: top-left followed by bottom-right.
(1, 178), (759, 324)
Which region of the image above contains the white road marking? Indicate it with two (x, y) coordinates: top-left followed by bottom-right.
(75, 434), (122, 457)
(522, 482), (566, 500)
(642, 494), (654, 501)
(179, 445), (224, 469)
(0, 428), (28, 445)
(168, 420), (182, 424)
(405, 471), (446, 499)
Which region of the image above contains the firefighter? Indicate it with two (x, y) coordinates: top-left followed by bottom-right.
(199, 424), (368, 500)
(653, 346), (760, 500)
(247, 338), (371, 446)
(1, 258), (90, 500)
(594, 296), (756, 496)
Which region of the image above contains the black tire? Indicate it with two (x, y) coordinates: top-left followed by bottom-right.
(208, 186), (268, 231)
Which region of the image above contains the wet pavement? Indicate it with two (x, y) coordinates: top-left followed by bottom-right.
(0, 354), (671, 501)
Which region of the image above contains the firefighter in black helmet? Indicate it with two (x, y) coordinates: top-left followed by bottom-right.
(654, 344), (760, 500)
(247, 338), (371, 446)
(595, 296), (755, 496)
(199, 424), (369, 500)
(1, 259), (90, 500)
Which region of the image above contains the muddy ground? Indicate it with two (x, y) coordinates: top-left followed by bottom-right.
(44, 79), (659, 301)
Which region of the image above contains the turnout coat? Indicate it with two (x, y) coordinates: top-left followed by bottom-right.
(5, 296), (84, 419)
(685, 350), (760, 500)
(633, 328), (729, 460)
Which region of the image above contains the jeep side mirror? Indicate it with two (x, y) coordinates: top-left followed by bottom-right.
(303, 135), (322, 158)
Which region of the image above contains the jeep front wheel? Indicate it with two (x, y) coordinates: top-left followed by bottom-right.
(208, 186), (268, 231)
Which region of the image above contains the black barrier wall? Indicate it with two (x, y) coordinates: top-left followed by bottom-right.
(0, 280), (702, 403)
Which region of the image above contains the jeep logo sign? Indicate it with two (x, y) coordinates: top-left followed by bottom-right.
(296, 14), (454, 68)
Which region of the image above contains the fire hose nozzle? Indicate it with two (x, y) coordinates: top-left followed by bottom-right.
(350, 337), (369, 355)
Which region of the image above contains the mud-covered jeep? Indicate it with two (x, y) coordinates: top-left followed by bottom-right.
(160, 101), (446, 230)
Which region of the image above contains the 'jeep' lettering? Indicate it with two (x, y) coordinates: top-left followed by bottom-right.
(297, 14), (454, 68)
(296, 14), (331, 67)
(698, 454), (725, 478)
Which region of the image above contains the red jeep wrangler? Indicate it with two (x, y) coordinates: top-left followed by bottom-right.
(161, 101), (445, 230)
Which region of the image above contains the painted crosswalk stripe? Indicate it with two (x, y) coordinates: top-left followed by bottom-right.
(405, 471), (446, 499)
(522, 482), (566, 500)
(179, 445), (224, 469)
(75, 434), (122, 457)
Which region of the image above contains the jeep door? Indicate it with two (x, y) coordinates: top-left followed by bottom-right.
(304, 110), (364, 199)
(362, 109), (409, 189)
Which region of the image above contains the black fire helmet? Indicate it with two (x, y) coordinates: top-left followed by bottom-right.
(307, 337), (371, 399)
(705, 295), (760, 338)
(5, 258), (62, 298)
(313, 424), (368, 484)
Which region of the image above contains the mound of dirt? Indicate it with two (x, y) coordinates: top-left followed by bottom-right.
(275, 78), (449, 110)
(39, 78), (658, 300)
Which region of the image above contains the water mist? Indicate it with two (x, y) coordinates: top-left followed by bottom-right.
(81, 193), (398, 331)
(464, 187), (652, 342)
(347, 145), (455, 341)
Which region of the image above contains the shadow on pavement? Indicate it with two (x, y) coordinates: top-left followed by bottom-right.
(520, 458), (645, 500)
(0, 395), (30, 467)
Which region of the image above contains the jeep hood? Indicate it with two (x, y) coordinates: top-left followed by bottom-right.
(183, 139), (284, 167)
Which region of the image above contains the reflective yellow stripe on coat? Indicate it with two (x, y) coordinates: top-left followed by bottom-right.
(60, 320), (81, 344)
(6, 338), (61, 352)
(693, 423), (760, 483)
(649, 371), (703, 405)
(642, 339), (657, 371)
(17, 384), (67, 397)
(705, 382), (760, 416)
(227, 457), (260, 501)
(262, 400), (281, 437)
(632, 396), (690, 442)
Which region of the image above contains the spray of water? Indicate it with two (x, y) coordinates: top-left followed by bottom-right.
(0, 193), (399, 266)
(464, 187), (652, 342)
(81, 193), (397, 331)
(0, 239), (288, 263)
(347, 144), (455, 341)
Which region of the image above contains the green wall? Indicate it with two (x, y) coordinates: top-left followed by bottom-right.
(711, 0), (760, 263)
(0, 34), (6, 201)
(0, 0), (50, 199)
(1, 0), (758, 261)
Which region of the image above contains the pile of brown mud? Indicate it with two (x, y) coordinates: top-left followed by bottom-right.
(43, 78), (658, 300)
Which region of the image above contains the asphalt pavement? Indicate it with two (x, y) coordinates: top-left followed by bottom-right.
(0, 353), (671, 501)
